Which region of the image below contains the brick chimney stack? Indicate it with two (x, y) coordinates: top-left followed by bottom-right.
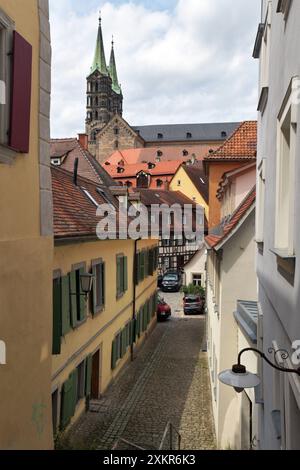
(78, 133), (88, 150)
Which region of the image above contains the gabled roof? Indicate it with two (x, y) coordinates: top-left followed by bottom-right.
(52, 167), (119, 240)
(204, 121), (257, 162)
(132, 122), (240, 143)
(131, 188), (197, 207)
(50, 138), (116, 186)
(106, 160), (182, 179)
(216, 162), (256, 200)
(205, 186), (256, 250)
(180, 163), (209, 204)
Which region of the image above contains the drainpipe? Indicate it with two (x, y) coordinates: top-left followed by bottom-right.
(131, 237), (141, 362)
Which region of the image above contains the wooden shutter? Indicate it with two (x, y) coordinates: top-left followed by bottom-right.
(70, 369), (78, 417)
(9, 32), (32, 153)
(79, 268), (86, 321)
(116, 256), (121, 296)
(147, 300), (151, 324)
(145, 251), (149, 278)
(69, 271), (77, 327)
(60, 376), (73, 430)
(123, 257), (128, 292)
(140, 252), (145, 281)
(101, 262), (105, 306)
(61, 275), (71, 335)
(85, 355), (93, 396)
(111, 338), (117, 370)
(52, 278), (62, 355)
(135, 252), (139, 285)
(91, 265), (97, 315)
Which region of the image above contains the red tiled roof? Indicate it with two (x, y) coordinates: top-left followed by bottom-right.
(106, 160), (182, 178)
(105, 145), (219, 165)
(204, 121), (257, 161)
(205, 186), (256, 249)
(130, 188), (197, 207)
(50, 138), (116, 186)
(52, 167), (118, 240)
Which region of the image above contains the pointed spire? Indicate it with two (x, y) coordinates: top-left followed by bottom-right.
(109, 36), (122, 94)
(91, 11), (108, 75)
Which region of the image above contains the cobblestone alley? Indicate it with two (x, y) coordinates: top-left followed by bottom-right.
(59, 293), (216, 451)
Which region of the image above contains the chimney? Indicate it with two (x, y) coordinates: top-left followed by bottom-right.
(164, 179), (170, 191)
(73, 158), (79, 186)
(78, 133), (88, 150)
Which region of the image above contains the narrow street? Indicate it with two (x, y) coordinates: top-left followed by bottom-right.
(59, 292), (216, 451)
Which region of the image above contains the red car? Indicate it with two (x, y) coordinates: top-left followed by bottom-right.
(157, 296), (172, 321)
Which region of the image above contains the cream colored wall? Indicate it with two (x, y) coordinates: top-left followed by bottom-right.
(0, 0), (53, 450)
(52, 237), (158, 430)
(169, 166), (209, 218)
(207, 211), (257, 449)
(184, 245), (207, 286)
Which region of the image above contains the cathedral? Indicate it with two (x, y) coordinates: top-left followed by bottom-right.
(86, 16), (240, 164)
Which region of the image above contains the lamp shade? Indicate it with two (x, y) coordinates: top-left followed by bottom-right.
(80, 273), (94, 294)
(218, 368), (261, 393)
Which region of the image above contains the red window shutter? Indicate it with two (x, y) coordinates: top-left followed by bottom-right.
(9, 31), (32, 153)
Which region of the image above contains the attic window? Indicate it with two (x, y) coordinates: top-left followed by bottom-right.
(125, 181), (133, 188)
(117, 166), (124, 174)
(186, 132), (192, 139)
(221, 131), (227, 138)
(157, 133), (163, 139)
(51, 158), (61, 167)
(156, 179), (163, 188)
(157, 150), (163, 157)
(183, 150), (189, 156)
(114, 127), (119, 135)
(82, 188), (99, 207)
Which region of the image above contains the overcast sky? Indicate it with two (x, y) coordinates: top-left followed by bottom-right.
(49, 0), (261, 138)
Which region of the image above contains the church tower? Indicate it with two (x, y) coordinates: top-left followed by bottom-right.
(86, 14), (123, 156)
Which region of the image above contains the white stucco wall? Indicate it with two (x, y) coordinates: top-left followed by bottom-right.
(184, 245), (207, 287)
(257, 0), (300, 450)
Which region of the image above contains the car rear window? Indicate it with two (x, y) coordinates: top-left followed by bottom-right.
(185, 297), (200, 303)
(163, 274), (178, 281)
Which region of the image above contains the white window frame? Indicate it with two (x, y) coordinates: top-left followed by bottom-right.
(275, 77), (299, 256)
(0, 9), (14, 164)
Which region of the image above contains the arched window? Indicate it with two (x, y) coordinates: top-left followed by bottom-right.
(114, 127), (119, 135)
(95, 82), (98, 92)
(95, 96), (98, 106)
(156, 179), (163, 188)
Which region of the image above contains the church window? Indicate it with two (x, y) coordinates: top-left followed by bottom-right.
(95, 97), (98, 106)
(101, 100), (106, 107)
(95, 111), (98, 120)
(114, 140), (119, 149)
(95, 82), (98, 92)
(114, 127), (119, 135)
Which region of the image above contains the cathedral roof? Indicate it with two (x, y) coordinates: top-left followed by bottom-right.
(132, 122), (240, 144)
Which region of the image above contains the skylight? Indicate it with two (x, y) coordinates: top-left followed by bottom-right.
(82, 188), (99, 207)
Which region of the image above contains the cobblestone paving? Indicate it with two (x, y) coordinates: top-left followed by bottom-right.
(60, 293), (216, 450)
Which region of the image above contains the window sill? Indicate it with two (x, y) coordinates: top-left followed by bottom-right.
(270, 248), (295, 260)
(0, 144), (17, 165)
(116, 292), (125, 300)
(270, 248), (296, 283)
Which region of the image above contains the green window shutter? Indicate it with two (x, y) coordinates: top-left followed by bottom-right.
(111, 338), (117, 370)
(70, 369), (78, 418)
(123, 257), (128, 292)
(85, 355), (93, 396)
(52, 278), (62, 355)
(131, 319), (136, 344)
(69, 271), (77, 328)
(116, 256), (121, 296)
(91, 265), (97, 315)
(144, 304), (148, 330)
(61, 275), (71, 335)
(121, 329), (126, 357)
(79, 268), (86, 321)
(149, 249), (153, 276)
(147, 300), (151, 324)
(101, 262), (105, 306)
(60, 375), (73, 430)
(145, 250), (149, 278)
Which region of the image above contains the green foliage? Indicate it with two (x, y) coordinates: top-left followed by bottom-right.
(181, 283), (206, 298)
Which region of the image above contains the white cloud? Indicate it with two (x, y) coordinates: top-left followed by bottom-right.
(49, 0), (261, 137)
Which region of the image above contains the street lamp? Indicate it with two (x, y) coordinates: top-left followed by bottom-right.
(80, 273), (94, 296)
(219, 347), (300, 393)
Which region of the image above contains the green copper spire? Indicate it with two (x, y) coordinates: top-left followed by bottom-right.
(109, 37), (122, 94)
(91, 13), (108, 75)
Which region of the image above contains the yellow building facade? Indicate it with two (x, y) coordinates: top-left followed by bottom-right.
(0, 0), (53, 449)
(51, 167), (159, 436)
(169, 165), (209, 219)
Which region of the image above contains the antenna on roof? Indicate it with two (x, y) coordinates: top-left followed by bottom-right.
(74, 158), (79, 186)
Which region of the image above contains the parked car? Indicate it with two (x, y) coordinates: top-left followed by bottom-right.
(161, 271), (182, 292)
(183, 295), (204, 315)
(157, 296), (172, 321)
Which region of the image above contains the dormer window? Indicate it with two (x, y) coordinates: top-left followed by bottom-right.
(117, 166), (124, 174)
(186, 132), (192, 139)
(51, 158), (61, 167)
(157, 150), (163, 157)
(221, 131), (227, 138)
(183, 150), (189, 156)
(157, 133), (163, 139)
(156, 179), (163, 188)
